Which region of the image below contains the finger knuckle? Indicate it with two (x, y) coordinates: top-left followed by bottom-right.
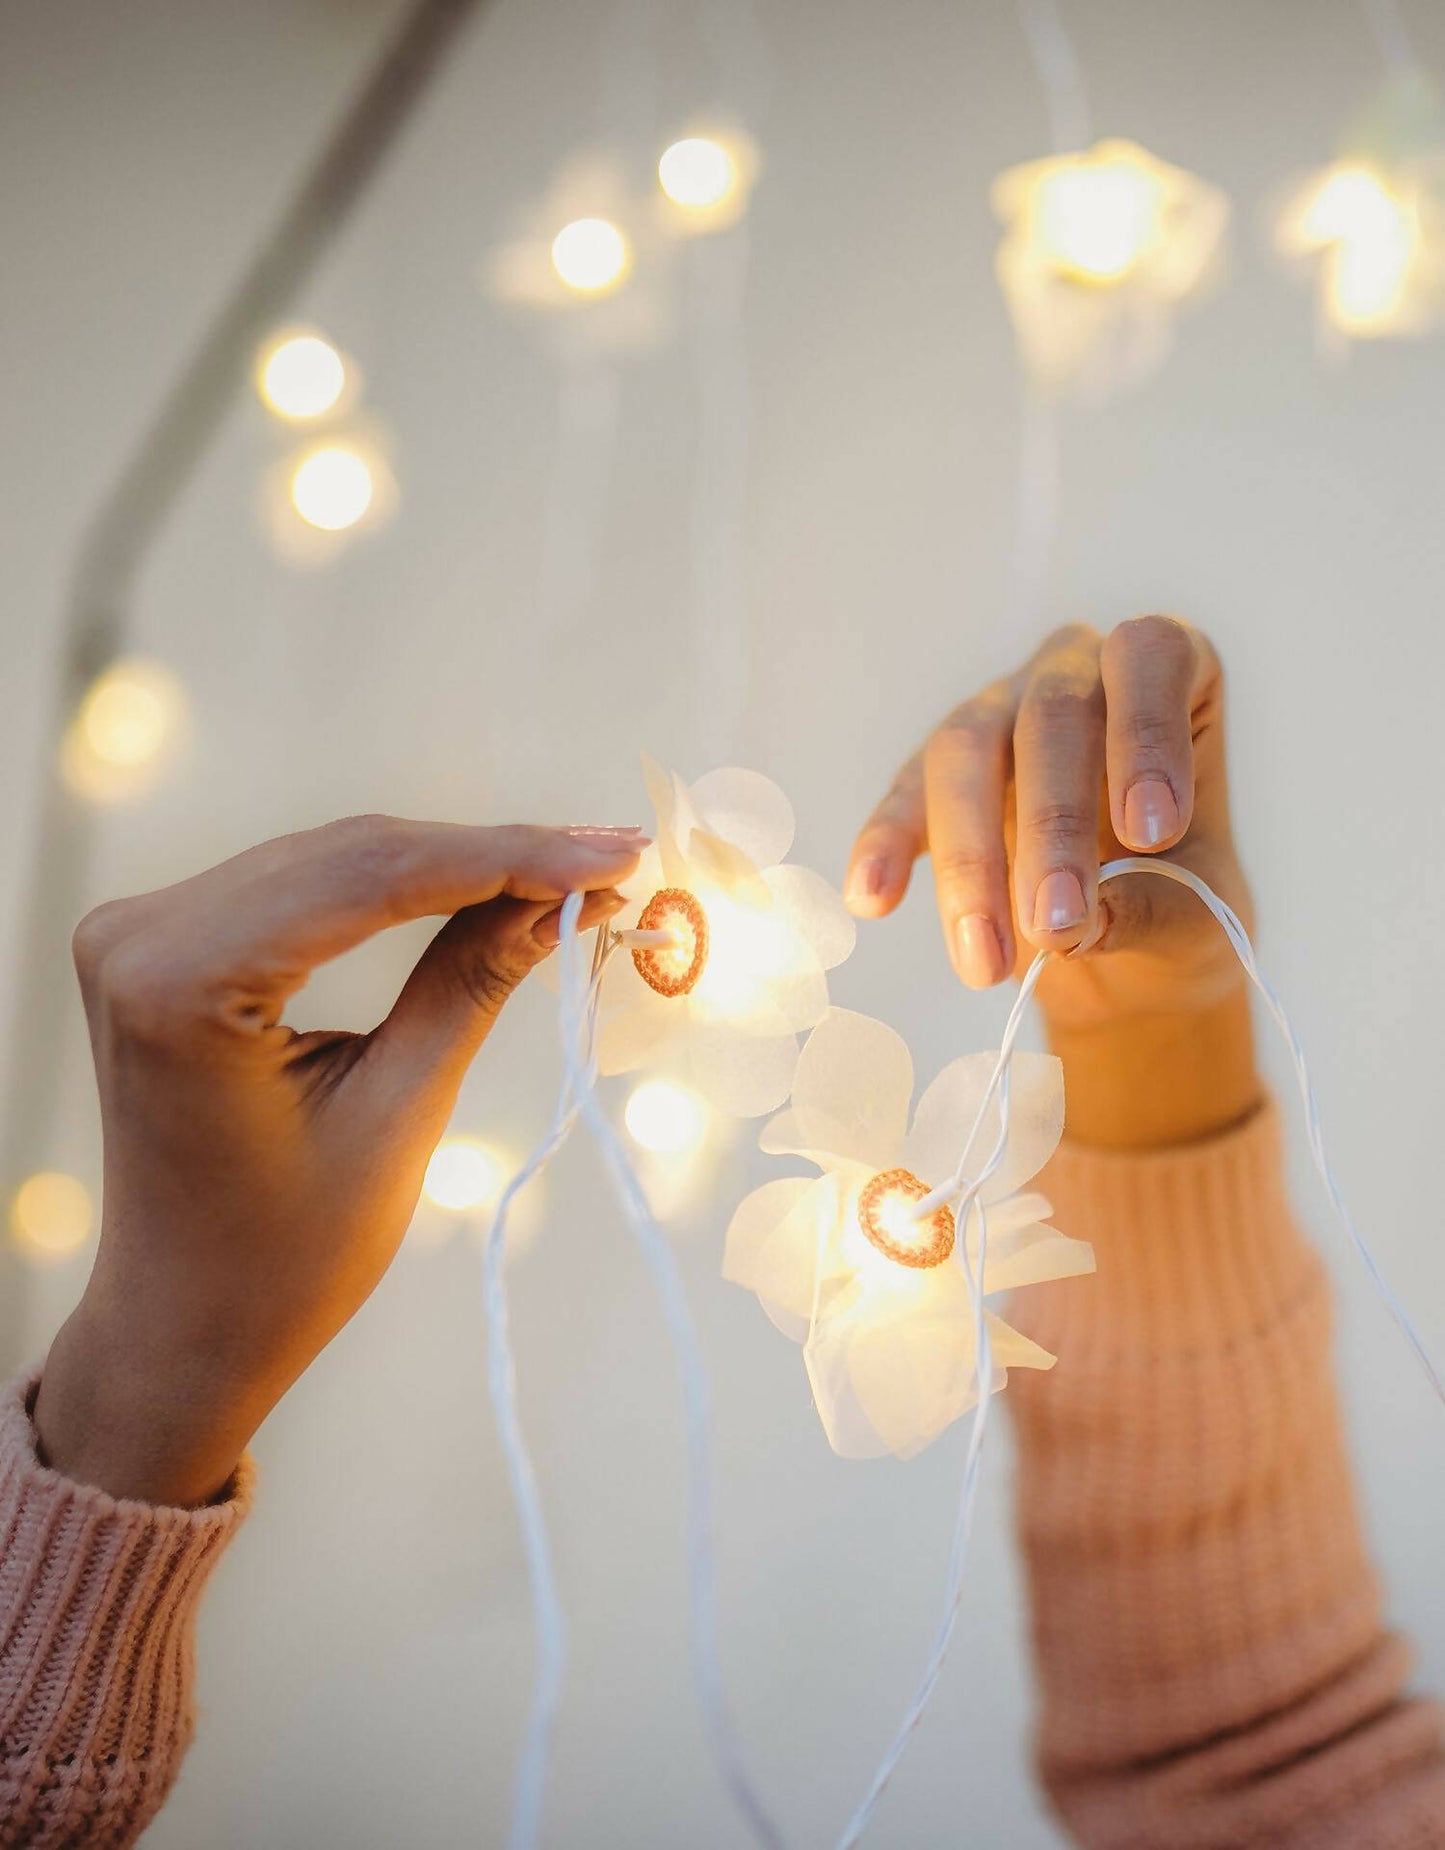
(1019, 675), (1099, 734)
(1120, 709), (1179, 755)
(71, 900), (140, 983)
(96, 937), (190, 1043)
(1109, 612), (1191, 662)
(451, 942), (531, 1018)
(933, 844), (1004, 887)
(1021, 801), (1096, 853)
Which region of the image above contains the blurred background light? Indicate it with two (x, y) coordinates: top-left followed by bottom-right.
(290, 442), (375, 530)
(1034, 151), (1167, 283)
(59, 656), (188, 803)
(423, 1136), (507, 1212)
(623, 1079), (708, 1155)
(257, 331), (347, 420)
(658, 137), (736, 210)
(10, 1171), (93, 1260)
(1283, 163), (1423, 334)
(550, 217), (629, 293)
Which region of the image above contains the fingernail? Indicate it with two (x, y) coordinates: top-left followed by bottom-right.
(1122, 779), (1178, 849)
(845, 856), (889, 910)
(562, 824), (648, 839)
(1032, 870), (1088, 934)
(955, 914), (1005, 988)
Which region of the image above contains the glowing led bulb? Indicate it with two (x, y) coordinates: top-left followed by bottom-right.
(658, 137), (736, 209)
(857, 1169), (955, 1270)
(550, 217), (629, 293)
(624, 1079), (708, 1154)
(1291, 166), (1419, 333)
(78, 659), (180, 769)
(290, 444), (374, 531)
(10, 1172), (93, 1259)
(423, 1137), (506, 1213)
(1035, 155), (1166, 282)
(258, 333), (345, 420)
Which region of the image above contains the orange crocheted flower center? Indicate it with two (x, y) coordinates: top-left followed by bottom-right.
(632, 887), (709, 997)
(857, 1168), (956, 1270)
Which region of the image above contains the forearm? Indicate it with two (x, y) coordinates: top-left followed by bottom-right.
(1007, 1101), (1445, 1847)
(0, 1364), (250, 1849)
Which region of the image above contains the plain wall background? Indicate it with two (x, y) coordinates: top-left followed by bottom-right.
(4, 1), (1445, 1844)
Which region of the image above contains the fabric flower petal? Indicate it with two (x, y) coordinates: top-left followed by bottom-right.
(688, 767), (795, 870)
(641, 752), (696, 886)
(788, 1009), (913, 1171)
(723, 1173), (847, 1332)
(981, 1222), (1095, 1294)
(684, 1018), (800, 1117)
(763, 863), (856, 972)
(904, 1050), (1064, 1204)
(594, 984), (687, 1077)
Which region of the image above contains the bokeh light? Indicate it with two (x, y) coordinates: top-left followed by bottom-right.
(1283, 164), (1422, 335)
(550, 217), (629, 293)
(1034, 152), (1167, 283)
(624, 1079), (708, 1155)
(257, 332), (346, 420)
(290, 443), (374, 531)
(60, 657), (187, 803)
(423, 1137), (507, 1213)
(658, 138), (736, 210)
(10, 1171), (93, 1260)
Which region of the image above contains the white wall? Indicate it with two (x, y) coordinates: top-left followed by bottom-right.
(4, 2), (1445, 1845)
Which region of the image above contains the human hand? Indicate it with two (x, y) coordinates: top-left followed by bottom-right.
(34, 817), (645, 1506)
(845, 618), (1260, 1145)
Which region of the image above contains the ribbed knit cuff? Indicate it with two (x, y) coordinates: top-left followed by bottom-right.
(0, 1363), (252, 1844)
(1028, 1095), (1321, 1364)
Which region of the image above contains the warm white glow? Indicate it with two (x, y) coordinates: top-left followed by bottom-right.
(1290, 166), (1419, 333)
(423, 1137), (506, 1212)
(624, 1079), (708, 1155)
(290, 444), (374, 531)
(1035, 154), (1167, 282)
(78, 660), (179, 768)
(658, 138), (736, 209)
(259, 334), (346, 419)
(550, 217), (629, 293)
(10, 1172), (92, 1258)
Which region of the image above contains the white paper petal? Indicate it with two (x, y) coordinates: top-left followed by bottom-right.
(805, 1265), (979, 1460)
(788, 1008), (913, 1170)
(723, 1174), (846, 1329)
(691, 889), (829, 1033)
(593, 987), (686, 1076)
(763, 863), (856, 972)
(904, 1050), (1064, 1202)
(641, 753), (696, 886)
(683, 1019), (800, 1118)
(983, 1311), (1057, 1374)
(686, 829), (771, 906)
(688, 767), (795, 869)
(981, 1222), (1095, 1294)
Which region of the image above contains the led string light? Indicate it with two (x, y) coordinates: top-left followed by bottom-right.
(835, 853), (1444, 1846)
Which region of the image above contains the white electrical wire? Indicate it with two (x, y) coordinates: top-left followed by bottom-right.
(1018, 0), (1090, 155)
(838, 852), (1445, 1846)
(556, 894), (788, 1850)
(482, 937), (611, 1850)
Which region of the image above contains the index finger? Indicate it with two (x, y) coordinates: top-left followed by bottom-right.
(130, 817), (648, 1004)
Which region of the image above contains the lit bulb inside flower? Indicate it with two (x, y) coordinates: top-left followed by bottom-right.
(10, 1171), (93, 1259)
(1291, 165), (1419, 333)
(423, 1137), (506, 1212)
(1035, 152), (1167, 282)
(658, 137), (736, 209)
(632, 889), (709, 996)
(550, 217), (629, 293)
(624, 1079), (708, 1154)
(290, 444), (374, 530)
(857, 1169), (955, 1270)
(257, 333), (346, 420)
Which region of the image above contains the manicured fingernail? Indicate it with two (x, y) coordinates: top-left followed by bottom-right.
(1032, 870), (1087, 934)
(955, 913), (1005, 988)
(1122, 779), (1178, 849)
(562, 824), (647, 838)
(845, 856), (889, 909)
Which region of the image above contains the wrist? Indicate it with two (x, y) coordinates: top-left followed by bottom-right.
(1043, 980), (1262, 1151)
(34, 1295), (260, 1507)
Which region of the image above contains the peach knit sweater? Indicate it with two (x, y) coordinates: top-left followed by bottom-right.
(1, 1099), (1442, 1846)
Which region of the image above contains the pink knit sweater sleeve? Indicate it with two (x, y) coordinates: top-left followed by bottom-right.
(0, 1366), (252, 1848)
(1009, 1098), (1445, 1849)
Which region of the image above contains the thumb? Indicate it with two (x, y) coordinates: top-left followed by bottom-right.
(1075, 860), (1209, 963)
(368, 888), (627, 1108)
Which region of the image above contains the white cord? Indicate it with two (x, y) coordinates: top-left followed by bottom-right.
(1360, 0), (1415, 72)
(1017, 0), (1090, 154)
(482, 944), (611, 1850)
(556, 894), (789, 1850)
(838, 853), (1444, 1845)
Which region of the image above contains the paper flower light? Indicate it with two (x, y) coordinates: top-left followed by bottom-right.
(992, 138), (1229, 399)
(724, 1009), (1094, 1458)
(593, 757), (855, 1117)
(1279, 159), (1445, 340)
